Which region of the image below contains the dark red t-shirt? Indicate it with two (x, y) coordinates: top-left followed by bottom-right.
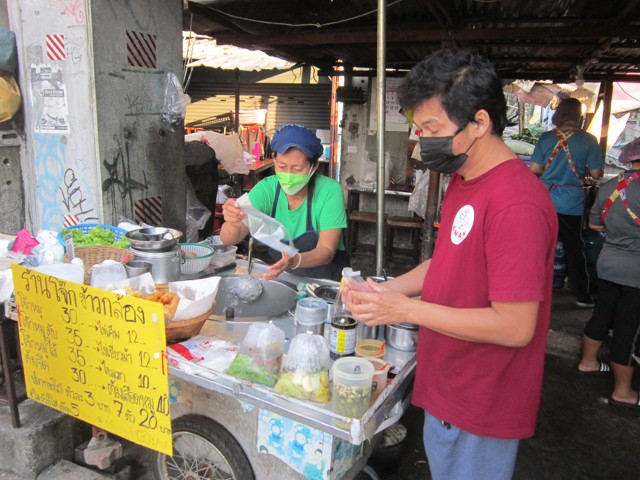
(413, 158), (557, 439)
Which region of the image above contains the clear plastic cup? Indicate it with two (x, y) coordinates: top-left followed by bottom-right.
(367, 357), (390, 402)
(295, 297), (328, 336)
(90, 261), (127, 290)
(332, 357), (374, 419)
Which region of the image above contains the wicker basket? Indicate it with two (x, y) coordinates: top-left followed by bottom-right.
(70, 245), (133, 284)
(165, 304), (215, 342)
(154, 284), (215, 342)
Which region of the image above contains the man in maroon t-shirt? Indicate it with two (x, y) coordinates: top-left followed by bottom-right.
(344, 49), (557, 480)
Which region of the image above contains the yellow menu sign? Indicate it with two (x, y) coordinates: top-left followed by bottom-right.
(12, 264), (173, 455)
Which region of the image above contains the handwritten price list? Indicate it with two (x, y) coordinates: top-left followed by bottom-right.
(12, 264), (173, 455)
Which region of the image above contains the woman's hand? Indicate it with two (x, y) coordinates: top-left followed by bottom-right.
(263, 252), (299, 280)
(344, 279), (411, 326)
(221, 198), (245, 227)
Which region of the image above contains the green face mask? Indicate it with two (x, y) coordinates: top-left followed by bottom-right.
(276, 168), (315, 195)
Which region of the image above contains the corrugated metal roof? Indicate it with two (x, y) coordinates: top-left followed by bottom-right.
(184, 0), (640, 82)
(183, 31), (295, 71)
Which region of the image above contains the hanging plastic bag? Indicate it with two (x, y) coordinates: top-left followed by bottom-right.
(161, 71), (190, 132)
(185, 178), (211, 242)
(408, 168), (430, 219)
(226, 322), (285, 387)
(0, 72), (21, 123)
(236, 194), (299, 257)
(274, 333), (330, 403)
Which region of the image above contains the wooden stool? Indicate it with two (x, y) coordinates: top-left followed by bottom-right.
(385, 215), (424, 265)
(347, 211), (387, 256)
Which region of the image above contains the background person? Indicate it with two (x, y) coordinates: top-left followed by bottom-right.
(344, 49), (557, 480)
(530, 98), (603, 307)
(220, 125), (349, 281)
(578, 138), (640, 408)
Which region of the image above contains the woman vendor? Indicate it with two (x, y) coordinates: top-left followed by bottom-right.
(220, 125), (349, 281)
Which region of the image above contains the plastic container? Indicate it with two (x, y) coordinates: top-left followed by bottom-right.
(332, 357), (374, 418)
(89, 261), (127, 289)
(355, 338), (385, 359)
(210, 244), (237, 268)
(33, 263), (85, 284)
(367, 357), (390, 402)
(295, 297), (328, 336)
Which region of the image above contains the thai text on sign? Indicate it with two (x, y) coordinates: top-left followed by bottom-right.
(12, 264), (173, 455)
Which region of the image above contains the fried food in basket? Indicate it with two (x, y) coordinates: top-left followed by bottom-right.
(138, 290), (180, 320)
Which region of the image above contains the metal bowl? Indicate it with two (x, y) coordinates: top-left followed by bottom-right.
(125, 228), (183, 252)
(385, 323), (418, 352)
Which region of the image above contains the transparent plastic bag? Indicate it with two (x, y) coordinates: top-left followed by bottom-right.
(226, 321), (285, 387)
(236, 194), (298, 257)
(408, 169), (430, 219)
(161, 71), (190, 132)
(274, 333), (330, 403)
(185, 178), (211, 242)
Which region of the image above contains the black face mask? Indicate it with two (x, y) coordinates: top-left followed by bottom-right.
(419, 125), (476, 174)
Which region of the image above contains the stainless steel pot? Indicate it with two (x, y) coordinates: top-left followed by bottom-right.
(132, 246), (181, 283)
(126, 228), (183, 252)
(385, 323), (418, 352)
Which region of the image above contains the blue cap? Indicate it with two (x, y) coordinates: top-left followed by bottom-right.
(270, 125), (323, 159)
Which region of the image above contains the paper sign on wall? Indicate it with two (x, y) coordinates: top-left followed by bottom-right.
(12, 264), (172, 455)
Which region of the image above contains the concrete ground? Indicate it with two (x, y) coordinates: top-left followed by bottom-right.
(2, 251), (639, 479)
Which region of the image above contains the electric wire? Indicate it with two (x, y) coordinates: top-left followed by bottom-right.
(205, 0), (404, 29)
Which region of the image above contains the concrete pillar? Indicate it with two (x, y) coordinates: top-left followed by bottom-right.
(7, 0), (185, 233)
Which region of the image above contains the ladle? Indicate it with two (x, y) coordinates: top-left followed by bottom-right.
(231, 237), (264, 303)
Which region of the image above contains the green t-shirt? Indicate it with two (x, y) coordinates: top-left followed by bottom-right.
(248, 174), (347, 250)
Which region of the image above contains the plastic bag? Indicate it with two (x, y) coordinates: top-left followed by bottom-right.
(31, 230), (65, 264)
(10, 228), (39, 255)
(0, 72), (21, 123)
(273, 333), (330, 403)
(161, 71), (190, 132)
(0, 29), (17, 74)
(185, 131), (249, 175)
(185, 178), (212, 242)
(236, 194), (299, 257)
(408, 168), (430, 219)
(359, 151), (390, 189)
(226, 321), (285, 387)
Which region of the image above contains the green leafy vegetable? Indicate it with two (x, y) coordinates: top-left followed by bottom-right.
(227, 352), (280, 387)
(61, 226), (130, 248)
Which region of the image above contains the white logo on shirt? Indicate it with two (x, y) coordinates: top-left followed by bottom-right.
(451, 205), (474, 245)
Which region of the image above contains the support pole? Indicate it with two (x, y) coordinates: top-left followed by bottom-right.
(375, 0), (386, 276)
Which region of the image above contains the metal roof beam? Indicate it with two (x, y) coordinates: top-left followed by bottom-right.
(213, 25), (640, 48)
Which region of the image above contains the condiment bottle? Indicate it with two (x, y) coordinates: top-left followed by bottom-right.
(329, 269), (359, 359)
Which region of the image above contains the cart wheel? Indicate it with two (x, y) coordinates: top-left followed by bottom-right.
(153, 415), (255, 480)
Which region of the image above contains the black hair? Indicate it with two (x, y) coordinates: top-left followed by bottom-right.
(398, 49), (507, 135)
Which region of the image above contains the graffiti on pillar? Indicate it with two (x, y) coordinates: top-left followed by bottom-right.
(58, 0), (85, 25)
(102, 133), (149, 222)
(64, 34), (85, 65)
(34, 133), (99, 230)
(34, 133), (65, 230)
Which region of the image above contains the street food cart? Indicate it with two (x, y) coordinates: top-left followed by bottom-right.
(4, 259), (415, 480)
